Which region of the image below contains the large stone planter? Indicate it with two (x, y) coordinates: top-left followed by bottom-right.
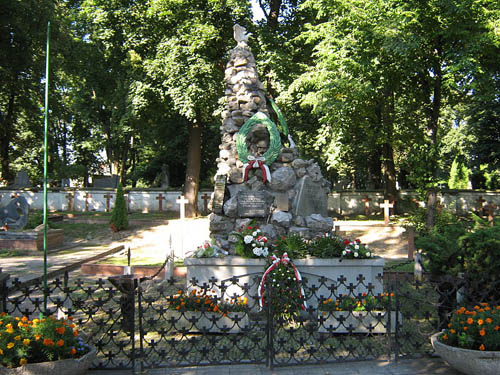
(318, 311), (400, 334)
(431, 332), (500, 375)
(185, 256), (384, 307)
(0, 348), (96, 375)
(165, 311), (249, 333)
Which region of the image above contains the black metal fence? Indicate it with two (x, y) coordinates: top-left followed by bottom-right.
(1, 270), (498, 372)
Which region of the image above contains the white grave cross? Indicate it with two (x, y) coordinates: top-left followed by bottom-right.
(176, 195), (188, 219)
(380, 199), (394, 226)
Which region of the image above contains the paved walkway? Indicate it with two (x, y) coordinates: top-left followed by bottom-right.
(91, 358), (460, 374)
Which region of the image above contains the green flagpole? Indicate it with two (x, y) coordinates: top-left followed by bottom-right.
(43, 21), (50, 314)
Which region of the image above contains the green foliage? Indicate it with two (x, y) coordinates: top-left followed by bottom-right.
(273, 233), (308, 259)
(319, 293), (395, 312)
(448, 157), (470, 189)
(308, 234), (344, 258)
(109, 183), (128, 231)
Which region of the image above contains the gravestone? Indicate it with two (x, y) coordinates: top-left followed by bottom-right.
(237, 191), (269, 217)
(11, 169), (32, 188)
(93, 175), (119, 188)
(293, 176), (328, 217)
(212, 175), (227, 214)
(0, 196), (30, 229)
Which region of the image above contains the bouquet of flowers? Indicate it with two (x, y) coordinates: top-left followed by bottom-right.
(233, 221), (269, 258)
(188, 239), (228, 258)
(0, 313), (90, 368)
(341, 239), (374, 259)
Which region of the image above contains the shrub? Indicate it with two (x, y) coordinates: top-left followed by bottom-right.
(273, 233), (308, 259)
(109, 183), (128, 231)
(308, 233), (344, 258)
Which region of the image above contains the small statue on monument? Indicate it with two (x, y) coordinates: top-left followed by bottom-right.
(233, 24), (249, 46)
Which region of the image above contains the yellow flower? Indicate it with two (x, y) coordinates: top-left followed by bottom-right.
(14, 335), (21, 341)
(17, 321), (24, 328)
(19, 358), (27, 366)
(23, 339), (30, 346)
(0, 349), (3, 355)
(7, 342), (14, 349)
(34, 334), (41, 341)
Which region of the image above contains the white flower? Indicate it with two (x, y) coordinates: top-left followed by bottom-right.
(261, 248), (268, 257)
(244, 235), (253, 244)
(367, 252), (372, 257)
(256, 229), (261, 233)
(252, 243), (256, 247)
(253, 247), (262, 256)
(342, 250), (347, 256)
(354, 245), (359, 250)
(354, 252), (359, 257)
(252, 231), (258, 237)
(365, 244), (369, 249)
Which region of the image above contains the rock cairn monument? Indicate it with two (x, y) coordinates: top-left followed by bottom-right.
(209, 25), (332, 252)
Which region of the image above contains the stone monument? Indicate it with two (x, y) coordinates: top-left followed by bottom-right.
(209, 25), (332, 252)
(0, 196), (30, 229)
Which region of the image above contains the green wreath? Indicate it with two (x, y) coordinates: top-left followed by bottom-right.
(236, 112), (282, 166)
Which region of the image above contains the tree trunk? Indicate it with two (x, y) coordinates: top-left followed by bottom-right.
(0, 91), (16, 183)
(183, 118), (202, 218)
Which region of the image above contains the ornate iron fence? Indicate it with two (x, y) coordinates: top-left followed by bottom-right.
(0, 270), (498, 371)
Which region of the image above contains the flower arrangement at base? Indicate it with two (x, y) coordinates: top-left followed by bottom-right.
(341, 239), (373, 259)
(0, 313), (90, 369)
(168, 289), (248, 314)
(188, 239), (228, 258)
(438, 303), (500, 351)
(233, 221), (269, 258)
(318, 292), (395, 314)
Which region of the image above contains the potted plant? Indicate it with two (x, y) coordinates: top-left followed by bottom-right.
(431, 303), (500, 375)
(317, 293), (400, 333)
(0, 313), (95, 375)
(165, 289), (250, 333)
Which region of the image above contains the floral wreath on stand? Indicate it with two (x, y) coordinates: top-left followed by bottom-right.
(236, 112), (281, 184)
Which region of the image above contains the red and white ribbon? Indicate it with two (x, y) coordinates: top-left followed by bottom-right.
(258, 252), (307, 311)
(242, 155), (272, 183)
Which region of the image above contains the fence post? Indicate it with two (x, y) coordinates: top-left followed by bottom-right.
(0, 269), (10, 313)
(266, 280), (274, 370)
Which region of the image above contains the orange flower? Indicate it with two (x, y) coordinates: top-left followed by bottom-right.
(467, 318), (474, 325)
(479, 344), (485, 351)
(478, 319), (484, 326)
(495, 326), (500, 331)
(19, 358), (27, 366)
(21, 316), (28, 322)
(35, 334), (41, 341)
(480, 329), (486, 336)
(176, 306), (180, 310)
(69, 324), (75, 328)
(442, 334), (448, 340)
(57, 339), (64, 347)
(71, 348), (77, 355)
(463, 326), (468, 331)
(486, 318), (493, 324)
(56, 326), (66, 334)
(43, 338), (54, 347)
(450, 329), (456, 334)
(73, 330), (78, 337)
(474, 305), (480, 310)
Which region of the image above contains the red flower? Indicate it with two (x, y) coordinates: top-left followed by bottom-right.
(344, 239), (350, 245)
(355, 239), (361, 244)
(248, 226), (252, 230)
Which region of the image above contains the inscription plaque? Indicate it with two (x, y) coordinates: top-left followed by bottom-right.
(293, 176), (328, 217)
(275, 193), (289, 212)
(238, 191), (268, 217)
(212, 175), (226, 214)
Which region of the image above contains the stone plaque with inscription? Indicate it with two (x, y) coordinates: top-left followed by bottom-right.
(293, 176), (328, 217)
(237, 191), (268, 217)
(275, 192), (289, 212)
(212, 175), (226, 214)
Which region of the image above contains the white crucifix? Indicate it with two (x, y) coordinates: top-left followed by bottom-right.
(380, 199), (394, 226)
(176, 195), (188, 220)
